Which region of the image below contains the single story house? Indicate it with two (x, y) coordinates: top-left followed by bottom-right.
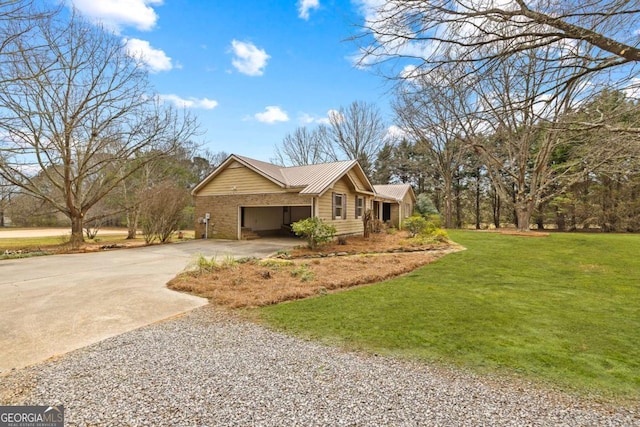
(192, 154), (416, 240)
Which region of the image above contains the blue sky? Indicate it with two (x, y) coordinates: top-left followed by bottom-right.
(66, 0), (391, 162)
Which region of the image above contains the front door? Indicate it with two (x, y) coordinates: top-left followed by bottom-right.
(383, 203), (391, 222)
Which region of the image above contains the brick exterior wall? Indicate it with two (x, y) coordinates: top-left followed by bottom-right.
(195, 193), (312, 239)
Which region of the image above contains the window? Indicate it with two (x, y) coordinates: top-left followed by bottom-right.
(356, 196), (364, 218)
(405, 203), (411, 218)
(333, 192), (346, 219)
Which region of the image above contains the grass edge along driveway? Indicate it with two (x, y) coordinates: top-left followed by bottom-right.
(260, 230), (640, 403)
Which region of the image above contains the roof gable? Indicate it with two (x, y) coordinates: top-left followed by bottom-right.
(373, 184), (416, 202)
(192, 154), (286, 195)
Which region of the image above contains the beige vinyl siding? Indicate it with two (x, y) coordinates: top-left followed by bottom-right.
(197, 161), (284, 196)
(317, 178), (364, 236)
(390, 204), (400, 228)
(402, 192), (414, 218)
(347, 170), (366, 192)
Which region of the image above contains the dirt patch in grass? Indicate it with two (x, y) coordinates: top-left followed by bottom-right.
(168, 231), (461, 308)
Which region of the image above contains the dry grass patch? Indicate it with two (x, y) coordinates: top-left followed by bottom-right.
(288, 231), (443, 256)
(168, 231), (459, 308)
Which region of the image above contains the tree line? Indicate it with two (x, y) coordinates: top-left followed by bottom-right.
(274, 0), (640, 231)
(2, 0), (639, 240)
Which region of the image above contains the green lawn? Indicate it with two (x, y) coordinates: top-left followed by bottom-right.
(260, 231), (640, 401)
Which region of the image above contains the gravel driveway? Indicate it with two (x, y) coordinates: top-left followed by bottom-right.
(1, 307), (636, 426)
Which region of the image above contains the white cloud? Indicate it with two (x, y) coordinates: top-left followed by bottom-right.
(124, 38), (172, 73)
(298, 112), (331, 125)
(159, 94), (218, 110)
(255, 106), (289, 124)
(299, 113), (316, 124)
(230, 40), (270, 76)
(400, 64), (421, 81)
(70, 0), (162, 32)
(300, 109), (341, 125)
(350, 0), (438, 69)
(623, 78), (640, 99)
(327, 109), (343, 124)
(384, 125), (407, 142)
(298, 0), (320, 20)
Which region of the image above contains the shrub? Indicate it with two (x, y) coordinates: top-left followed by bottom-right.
(139, 181), (190, 244)
(426, 214), (442, 228)
(415, 193), (439, 216)
(402, 214), (449, 244)
(188, 253), (239, 275)
(291, 217), (336, 249)
(404, 228), (449, 245)
(403, 215), (430, 237)
(291, 264), (315, 282)
(258, 259), (294, 269)
(189, 254), (219, 274)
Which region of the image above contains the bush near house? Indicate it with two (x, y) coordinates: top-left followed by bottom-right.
(291, 217), (337, 249)
(402, 214), (448, 243)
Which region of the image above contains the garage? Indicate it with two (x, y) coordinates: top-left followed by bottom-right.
(240, 205), (311, 238)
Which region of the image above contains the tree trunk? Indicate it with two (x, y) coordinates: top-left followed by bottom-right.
(455, 175), (462, 228)
(70, 214), (85, 248)
(555, 206), (566, 231)
(126, 208), (139, 239)
(475, 168), (481, 230)
(493, 192), (501, 229)
(515, 200), (534, 232)
(512, 184), (519, 229)
(443, 176), (453, 228)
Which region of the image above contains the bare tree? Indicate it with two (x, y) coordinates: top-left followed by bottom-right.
(273, 125), (331, 166)
(0, 10), (198, 247)
(327, 100), (387, 175)
(139, 180), (190, 244)
(356, 1), (640, 95)
(467, 44), (632, 230)
(394, 68), (471, 228)
(0, 175), (15, 226)
(192, 149), (228, 181)
(0, 1), (56, 73)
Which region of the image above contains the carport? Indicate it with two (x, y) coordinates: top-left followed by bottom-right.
(240, 205), (311, 239)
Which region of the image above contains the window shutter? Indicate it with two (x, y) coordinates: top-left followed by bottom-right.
(332, 192), (335, 219)
(342, 193), (347, 219)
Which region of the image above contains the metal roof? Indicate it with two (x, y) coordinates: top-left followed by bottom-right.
(283, 160), (359, 195)
(373, 184), (414, 202)
(235, 155), (287, 185)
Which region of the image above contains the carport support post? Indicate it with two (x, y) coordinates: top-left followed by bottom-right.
(204, 212), (210, 239)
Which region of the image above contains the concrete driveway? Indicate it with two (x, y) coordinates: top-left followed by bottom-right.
(0, 238), (298, 373)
